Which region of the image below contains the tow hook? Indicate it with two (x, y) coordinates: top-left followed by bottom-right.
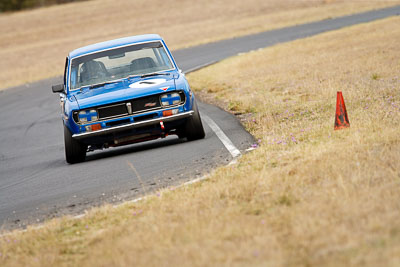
(160, 121), (167, 138)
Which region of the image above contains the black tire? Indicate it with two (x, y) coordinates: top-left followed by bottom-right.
(64, 125), (87, 164)
(184, 99), (206, 141)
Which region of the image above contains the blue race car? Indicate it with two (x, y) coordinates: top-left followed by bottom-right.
(52, 34), (205, 164)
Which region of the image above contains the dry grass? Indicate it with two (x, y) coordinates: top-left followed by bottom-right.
(1, 14), (400, 266)
(1, 0), (400, 90)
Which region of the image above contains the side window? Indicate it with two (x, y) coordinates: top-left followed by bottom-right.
(63, 57), (68, 86)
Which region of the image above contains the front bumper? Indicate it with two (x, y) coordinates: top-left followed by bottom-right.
(72, 110), (193, 140)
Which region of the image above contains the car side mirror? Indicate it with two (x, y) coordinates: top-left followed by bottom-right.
(52, 84), (64, 93)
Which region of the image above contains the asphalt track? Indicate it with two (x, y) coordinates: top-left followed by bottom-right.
(0, 5), (399, 230)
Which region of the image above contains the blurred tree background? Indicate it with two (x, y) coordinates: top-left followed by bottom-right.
(0, 0), (86, 12)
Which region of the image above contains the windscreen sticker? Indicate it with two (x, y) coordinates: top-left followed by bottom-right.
(129, 78), (167, 88)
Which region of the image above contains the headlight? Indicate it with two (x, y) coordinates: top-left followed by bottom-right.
(89, 109), (98, 122)
(78, 111), (88, 123)
(160, 92), (181, 107)
(77, 109), (98, 123)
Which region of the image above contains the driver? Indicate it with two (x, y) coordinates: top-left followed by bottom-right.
(79, 60), (109, 83)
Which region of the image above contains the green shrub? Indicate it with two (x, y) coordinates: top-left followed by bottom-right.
(0, 0), (86, 12)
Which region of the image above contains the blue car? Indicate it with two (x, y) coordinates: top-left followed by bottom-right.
(52, 34), (205, 163)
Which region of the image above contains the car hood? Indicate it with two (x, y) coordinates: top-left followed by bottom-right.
(72, 76), (177, 110)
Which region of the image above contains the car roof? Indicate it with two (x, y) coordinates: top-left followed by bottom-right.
(69, 34), (163, 59)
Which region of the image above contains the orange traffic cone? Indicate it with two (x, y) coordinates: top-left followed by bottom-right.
(334, 91), (350, 130)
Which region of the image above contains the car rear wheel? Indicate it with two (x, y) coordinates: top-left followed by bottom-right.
(64, 125), (87, 164)
(183, 99), (205, 141)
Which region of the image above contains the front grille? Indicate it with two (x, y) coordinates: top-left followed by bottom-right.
(98, 103), (128, 119)
(97, 95), (163, 120)
(106, 118), (130, 127)
(130, 95), (161, 113)
(134, 114), (156, 122)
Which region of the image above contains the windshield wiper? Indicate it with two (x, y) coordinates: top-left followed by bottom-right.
(140, 72), (170, 78)
(89, 80), (121, 89)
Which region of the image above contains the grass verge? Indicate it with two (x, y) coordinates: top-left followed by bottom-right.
(1, 13), (400, 267)
(1, 0), (400, 90)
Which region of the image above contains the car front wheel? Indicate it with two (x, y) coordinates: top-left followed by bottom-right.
(64, 125), (87, 164)
(183, 99), (205, 141)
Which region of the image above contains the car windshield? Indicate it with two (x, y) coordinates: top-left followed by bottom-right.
(69, 41), (174, 90)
